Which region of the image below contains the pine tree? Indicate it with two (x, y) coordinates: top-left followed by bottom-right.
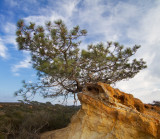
(15, 19), (147, 101)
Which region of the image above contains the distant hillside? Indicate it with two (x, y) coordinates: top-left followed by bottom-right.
(0, 101), (80, 139)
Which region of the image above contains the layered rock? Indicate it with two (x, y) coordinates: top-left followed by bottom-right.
(41, 82), (160, 139)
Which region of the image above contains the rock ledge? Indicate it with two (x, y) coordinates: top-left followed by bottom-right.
(41, 82), (160, 139)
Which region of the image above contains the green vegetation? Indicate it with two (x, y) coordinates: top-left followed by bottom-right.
(15, 19), (147, 101)
(0, 102), (80, 139)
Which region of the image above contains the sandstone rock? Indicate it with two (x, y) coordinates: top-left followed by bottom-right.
(41, 82), (160, 139)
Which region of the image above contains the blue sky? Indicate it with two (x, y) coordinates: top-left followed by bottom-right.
(0, 0), (160, 104)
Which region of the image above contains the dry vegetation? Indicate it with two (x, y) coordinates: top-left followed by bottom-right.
(0, 101), (80, 139)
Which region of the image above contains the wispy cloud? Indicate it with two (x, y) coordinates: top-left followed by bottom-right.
(11, 56), (31, 75)
(3, 22), (16, 34)
(114, 1), (160, 102)
(0, 22), (17, 54)
(5, 0), (18, 7)
(0, 38), (8, 59)
(0, 22), (17, 60)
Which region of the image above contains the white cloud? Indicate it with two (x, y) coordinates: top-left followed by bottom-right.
(0, 38), (8, 59)
(127, 3), (160, 45)
(69, 1), (139, 42)
(4, 22), (16, 34)
(113, 1), (160, 103)
(55, 0), (79, 18)
(11, 56), (31, 73)
(1, 22), (17, 49)
(0, 22), (17, 60)
(141, 89), (160, 103)
(23, 0), (79, 26)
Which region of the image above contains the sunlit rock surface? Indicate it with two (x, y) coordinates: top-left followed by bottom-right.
(41, 82), (160, 139)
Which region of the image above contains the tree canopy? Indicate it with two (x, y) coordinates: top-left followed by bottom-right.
(15, 19), (147, 101)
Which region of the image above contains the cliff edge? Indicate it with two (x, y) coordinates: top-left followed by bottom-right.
(41, 82), (160, 139)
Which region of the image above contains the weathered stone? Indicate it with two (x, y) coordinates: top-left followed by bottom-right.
(41, 82), (160, 139)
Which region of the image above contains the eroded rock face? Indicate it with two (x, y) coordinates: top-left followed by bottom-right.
(41, 82), (160, 139)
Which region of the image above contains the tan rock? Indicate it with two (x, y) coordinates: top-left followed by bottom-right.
(41, 82), (160, 139)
